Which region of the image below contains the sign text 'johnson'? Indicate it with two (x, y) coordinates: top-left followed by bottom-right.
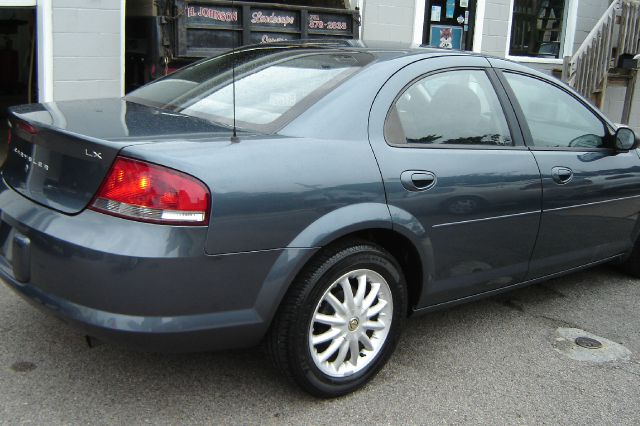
(186, 6), (238, 23)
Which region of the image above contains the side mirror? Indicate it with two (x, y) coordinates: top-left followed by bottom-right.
(615, 126), (638, 151)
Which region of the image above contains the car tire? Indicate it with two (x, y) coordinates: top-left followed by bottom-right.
(266, 240), (407, 398)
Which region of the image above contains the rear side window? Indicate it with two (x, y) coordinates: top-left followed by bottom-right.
(127, 49), (373, 133)
(385, 70), (512, 147)
(503, 73), (606, 149)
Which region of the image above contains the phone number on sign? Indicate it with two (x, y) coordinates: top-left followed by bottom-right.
(308, 15), (347, 30)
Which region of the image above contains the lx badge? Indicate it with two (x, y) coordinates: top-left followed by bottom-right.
(85, 149), (103, 160)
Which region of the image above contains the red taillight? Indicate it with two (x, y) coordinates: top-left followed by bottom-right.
(15, 120), (37, 135)
(90, 157), (210, 225)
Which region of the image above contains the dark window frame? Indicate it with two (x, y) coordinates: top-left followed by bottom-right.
(383, 67), (526, 150)
(495, 69), (616, 152)
(508, 0), (567, 59)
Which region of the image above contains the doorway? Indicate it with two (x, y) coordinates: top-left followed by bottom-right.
(422, 0), (476, 51)
(0, 6), (36, 163)
(0, 7), (36, 107)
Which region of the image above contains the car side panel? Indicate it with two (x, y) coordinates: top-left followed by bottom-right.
(0, 180), (324, 351)
(122, 136), (389, 255)
(487, 60), (640, 276)
(0, 182), (287, 318)
(527, 150), (640, 277)
(367, 56), (543, 307)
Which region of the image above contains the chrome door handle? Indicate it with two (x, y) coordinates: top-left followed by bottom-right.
(400, 170), (437, 192)
(551, 166), (573, 184)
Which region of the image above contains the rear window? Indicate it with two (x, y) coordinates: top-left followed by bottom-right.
(126, 48), (373, 133)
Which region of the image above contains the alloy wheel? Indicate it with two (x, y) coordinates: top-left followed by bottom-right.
(308, 269), (394, 377)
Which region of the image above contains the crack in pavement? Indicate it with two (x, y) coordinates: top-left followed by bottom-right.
(492, 298), (583, 330)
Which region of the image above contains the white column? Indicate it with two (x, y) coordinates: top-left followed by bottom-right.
(473, 0), (486, 53)
(563, 0), (579, 57)
(413, 0), (426, 45)
(120, 0), (126, 96)
(37, 0), (53, 102)
(504, 0), (515, 57)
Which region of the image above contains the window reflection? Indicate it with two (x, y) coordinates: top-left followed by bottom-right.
(127, 48), (373, 132)
(504, 73), (605, 148)
(385, 70), (512, 147)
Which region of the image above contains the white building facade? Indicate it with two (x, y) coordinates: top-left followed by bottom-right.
(362, 0), (610, 68)
(362, 0), (638, 131)
(0, 0), (124, 104)
(0, 0), (636, 133)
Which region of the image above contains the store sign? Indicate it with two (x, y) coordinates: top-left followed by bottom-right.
(251, 9), (298, 28)
(185, 4), (239, 25)
(308, 13), (351, 32)
(176, 1), (358, 58)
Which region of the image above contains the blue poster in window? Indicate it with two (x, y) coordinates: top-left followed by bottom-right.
(429, 25), (463, 50)
(445, 0), (455, 18)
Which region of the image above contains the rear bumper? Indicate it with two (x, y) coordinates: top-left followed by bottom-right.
(0, 182), (316, 352)
(0, 265), (266, 352)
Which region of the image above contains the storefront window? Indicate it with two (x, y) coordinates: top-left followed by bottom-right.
(509, 0), (566, 58)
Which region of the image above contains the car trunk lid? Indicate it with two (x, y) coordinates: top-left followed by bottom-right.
(2, 99), (236, 214)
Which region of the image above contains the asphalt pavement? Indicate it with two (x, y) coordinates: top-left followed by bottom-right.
(1, 265), (639, 425)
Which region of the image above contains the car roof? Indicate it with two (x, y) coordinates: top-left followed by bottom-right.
(245, 38), (487, 63)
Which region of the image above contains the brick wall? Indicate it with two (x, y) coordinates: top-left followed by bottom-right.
(361, 0), (416, 43)
(52, 0), (122, 101)
(480, 0), (511, 57)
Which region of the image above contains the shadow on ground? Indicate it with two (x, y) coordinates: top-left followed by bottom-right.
(1, 265), (639, 424)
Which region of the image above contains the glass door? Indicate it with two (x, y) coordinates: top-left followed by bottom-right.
(423, 0), (476, 51)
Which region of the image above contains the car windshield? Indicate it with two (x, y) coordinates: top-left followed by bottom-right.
(126, 47), (374, 133)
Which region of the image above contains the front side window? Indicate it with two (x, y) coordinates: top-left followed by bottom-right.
(504, 73), (606, 149)
(509, 0), (566, 58)
(385, 70), (512, 147)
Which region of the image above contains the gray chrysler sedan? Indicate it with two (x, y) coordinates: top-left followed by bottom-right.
(1, 42), (639, 397)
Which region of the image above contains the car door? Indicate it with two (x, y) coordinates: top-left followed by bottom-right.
(368, 55), (542, 308)
(494, 65), (640, 279)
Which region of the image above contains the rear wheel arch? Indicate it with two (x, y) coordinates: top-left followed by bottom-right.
(344, 230), (423, 314)
(266, 228), (424, 329)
